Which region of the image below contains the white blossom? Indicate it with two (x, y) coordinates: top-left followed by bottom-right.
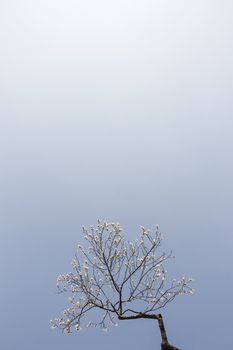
(51, 220), (194, 334)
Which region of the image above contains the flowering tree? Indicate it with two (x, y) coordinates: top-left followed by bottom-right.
(51, 220), (193, 350)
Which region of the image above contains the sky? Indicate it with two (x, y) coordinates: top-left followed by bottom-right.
(0, 0), (233, 349)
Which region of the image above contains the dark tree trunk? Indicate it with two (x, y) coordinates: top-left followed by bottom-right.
(118, 312), (181, 350)
(158, 314), (181, 350)
(161, 345), (181, 350)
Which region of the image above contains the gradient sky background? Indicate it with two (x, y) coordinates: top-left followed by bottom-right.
(1, 1), (233, 349)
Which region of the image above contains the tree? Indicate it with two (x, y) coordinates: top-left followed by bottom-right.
(51, 220), (194, 350)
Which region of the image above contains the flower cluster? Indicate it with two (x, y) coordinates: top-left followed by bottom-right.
(51, 220), (194, 333)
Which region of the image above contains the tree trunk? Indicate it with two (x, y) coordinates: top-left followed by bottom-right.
(161, 344), (181, 350)
(158, 314), (181, 350)
(118, 312), (181, 350)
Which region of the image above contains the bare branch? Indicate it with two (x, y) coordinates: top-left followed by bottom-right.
(51, 220), (193, 335)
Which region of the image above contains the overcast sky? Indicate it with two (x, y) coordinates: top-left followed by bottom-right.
(1, 1), (233, 349)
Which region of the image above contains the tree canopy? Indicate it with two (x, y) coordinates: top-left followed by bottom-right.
(51, 220), (193, 336)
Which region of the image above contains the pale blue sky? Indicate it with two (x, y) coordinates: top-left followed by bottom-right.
(1, 1), (233, 349)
